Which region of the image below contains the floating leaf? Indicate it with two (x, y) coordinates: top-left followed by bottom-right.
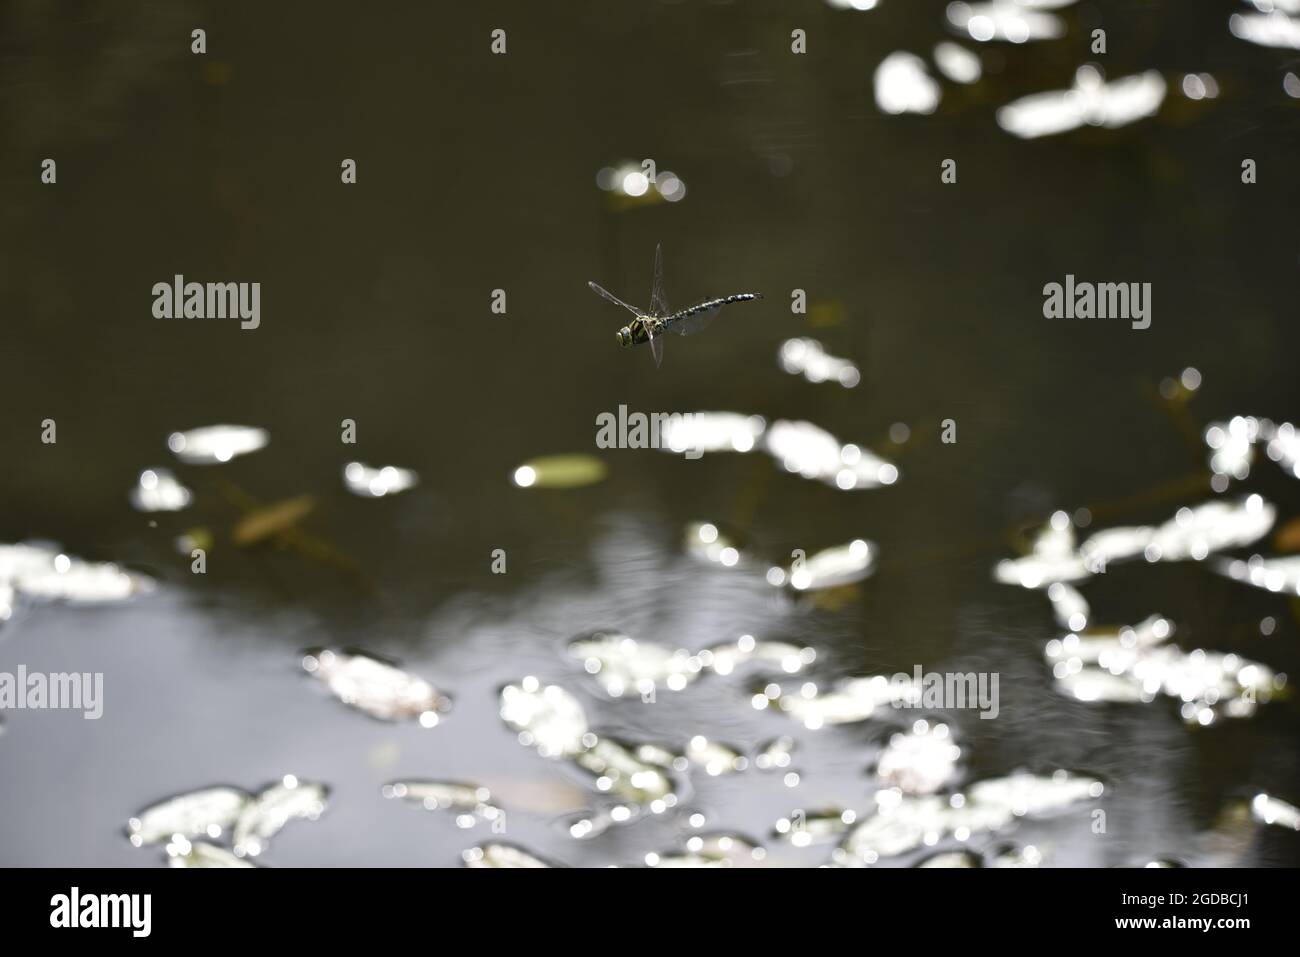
(462, 843), (555, 868)
(166, 838), (256, 868)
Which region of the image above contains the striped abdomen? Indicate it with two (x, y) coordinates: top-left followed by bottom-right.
(667, 292), (762, 324)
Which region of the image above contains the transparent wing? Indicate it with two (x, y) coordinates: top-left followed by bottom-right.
(647, 321), (664, 367)
(672, 303), (722, 336)
(649, 243), (669, 318)
(588, 281), (642, 317)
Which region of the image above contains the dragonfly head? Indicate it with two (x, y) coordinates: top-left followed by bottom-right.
(616, 326), (633, 347)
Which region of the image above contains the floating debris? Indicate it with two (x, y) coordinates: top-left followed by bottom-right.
(933, 41), (982, 84)
(499, 678), (590, 757)
(568, 632), (702, 697)
(659, 412), (765, 455)
(1251, 793), (1300, 831)
(303, 649), (452, 726)
(166, 837), (257, 868)
(1145, 497), (1275, 562)
(874, 52), (941, 116)
(997, 66), (1166, 139)
(383, 781), (502, 829)
(702, 634), (815, 676)
(764, 420), (898, 490)
(1046, 617), (1284, 723)
(775, 807), (857, 847)
(947, 1), (1069, 44)
(462, 843), (554, 868)
(232, 777), (328, 858)
(769, 539), (876, 590)
(127, 787), (250, 847)
(232, 495), (315, 547)
(769, 674), (921, 729)
(563, 805), (639, 840)
(167, 424), (268, 464)
(1217, 554), (1300, 595)
(875, 720), (962, 795)
(343, 461), (418, 498)
(511, 454), (608, 489)
(129, 468), (191, 512)
(654, 833), (766, 867)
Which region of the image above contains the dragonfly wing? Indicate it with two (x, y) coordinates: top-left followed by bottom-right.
(647, 322), (664, 367)
(672, 304), (721, 336)
(649, 243), (670, 318)
(588, 281), (642, 317)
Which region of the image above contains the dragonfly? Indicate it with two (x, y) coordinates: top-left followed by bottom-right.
(588, 244), (762, 367)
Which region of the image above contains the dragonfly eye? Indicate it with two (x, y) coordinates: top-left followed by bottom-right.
(617, 327), (632, 347)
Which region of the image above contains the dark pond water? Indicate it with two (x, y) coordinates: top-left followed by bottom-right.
(1, 0), (1299, 866)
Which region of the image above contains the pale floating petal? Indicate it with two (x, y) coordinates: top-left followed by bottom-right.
(303, 649), (452, 724)
(997, 67), (1165, 139)
(875, 52), (941, 115)
(232, 777), (329, 858)
(876, 721), (962, 795)
(779, 338), (861, 387)
(511, 454), (607, 488)
(765, 420), (898, 489)
(933, 42), (982, 83)
(167, 425), (268, 464)
(569, 632), (701, 697)
(775, 807), (856, 845)
(1078, 525), (1154, 570)
(1216, 554), (1300, 595)
(685, 736), (747, 776)
(499, 679), (589, 757)
(127, 787), (250, 847)
(129, 468), (192, 512)
(1046, 582), (1089, 630)
(1148, 496), (1274, 561)
(778, 674), (921, 727)
(786, 539), (876, 590)
(947, 1), (1068, 43)
(383, 780), (493, 812)
(342, 461), (418, 498)
(1251, 793), (1300, 831)
(574, 737), (678, 804)
(986, 843), (1044, 867)
(917, 850), (980, 867)
(659, 412), (766, 455)
(685, 522), (746, 567)
(166, 838), (256, 868)
(754, 736), (797, 771)
(703, 636), (815, 676)
(462, 843), (554, 868)
(1230, 10), (1300, 49)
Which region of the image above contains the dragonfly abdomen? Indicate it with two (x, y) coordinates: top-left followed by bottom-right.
(667, 293), (762, 324)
